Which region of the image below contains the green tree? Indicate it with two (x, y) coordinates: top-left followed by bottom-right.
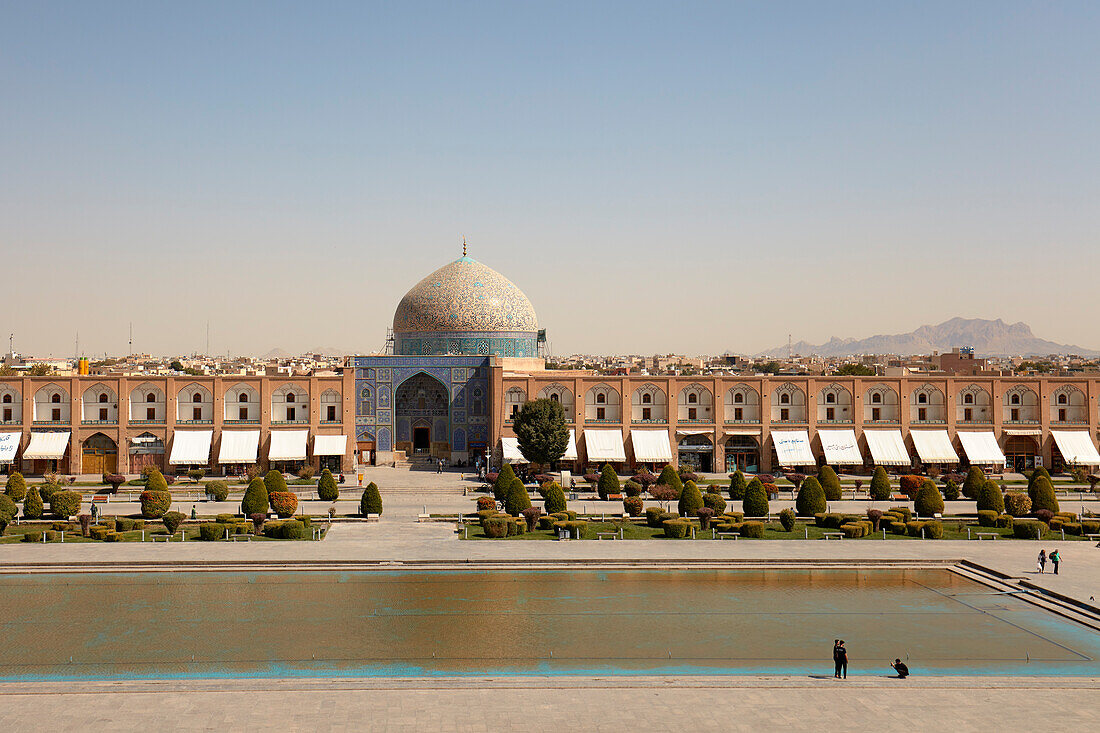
(170, 360), (185, 371)
(27, 363), (54, 376)
(1027, 466), (1052, 502)
(146, 468), (169, 493)
(728, 470), (748, 501)
(264, 470), (288, 495)
(5, 472), (27, 502)
(1029, 475), (1059, 514)
(505, 480), (532, 516)
(834, 363), (875, 376)
(796, 476), (827, 516)
(542, 481), (567, 513)
(869, 466), (891, 501)
(241, 477), (269, 516)
(512, 398), (569, 469)
(317, 468), (339, 501)
(22, 486), (43, 520)
(360, 482), (383, 515)
(976, 480), (1005, 514)
(743, 479), (769, 517)
(678, 480), (704, 517)
(962, 466), (986, 499)
(657, 464), (683, 497)
(942, 478), (960, 501)
(914, 479), (945, 517)
(494, 464), (518, 503)
(597, 464), (620, 500)
(817, 465), (842, 501)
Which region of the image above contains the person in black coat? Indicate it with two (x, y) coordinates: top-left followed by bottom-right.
(891, 659), (909, 678)
(834, 640), (848, 679)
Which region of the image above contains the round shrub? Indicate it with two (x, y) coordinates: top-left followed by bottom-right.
(962, 466), (986, 499)
(742, 479), (769, 518)
(145, 469), (169, 493)
(922, 520), (944, 539)
(139, 490), (171, 519)
(678, 480), (704, 517)
(1013, 520), (1046, 540)
(914, 479), (944, 517)
(241, 478), (269, 516)
(199, 522), (225, 541)
(317, 469), (339, 501)
(995, 514), (1014, 529)
(50, 490), (82, 519)
(869, 466), (891, 501)
(270, 491), (299, 518)
(476, 496), (496, 511)
(818, 466), (842, 501)
(728, 470), (748, 501)
(0, 493), (17, 524)
(899, 475), (923, 499)
(38, 483), (60, 503)
(597, 464), (620, 500)
(977, 510), (998, 527)
(662, 519), (691, 539)
(702, 491), (726, 514)
(657, 465), (683, 497)
(1029, 476), (1059, 514)
(645, 507), (667, 528)
(4, 472), (27, 502)
(204, 480), (229, 502)
(623, 480), (642, 497)
(22, 487), (43, 520)
(278, 519), (305, 539)
(623, 496), (644, 517)
(360, 482), (383, 515)
(976, 480), (1005, 514)
(1004, 491), (1031, 517)
(22, 531), (43, 543)
(739, 520), (765, 538)
(542, 482), (567, 514)
(162, 511), (186, 535)
(796, 477), (827, 516)
(779, 507), (796, 532)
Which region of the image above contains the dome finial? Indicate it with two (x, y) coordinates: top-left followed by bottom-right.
(462, 235), (467, 257)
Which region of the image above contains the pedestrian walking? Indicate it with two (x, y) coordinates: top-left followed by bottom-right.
(836, 640), (848, 679)
(437, 459), (443, 474)
(1050, 549), (1061, 575)
(1037, 549), (1046, 574)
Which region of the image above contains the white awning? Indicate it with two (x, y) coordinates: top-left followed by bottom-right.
(630, 429), (674, 462)
(269, 429), (308, 461)
(313, 434), (347, 457)
(500, 437), (528, 464)
(1004, 428), (1043, 436)
(957, 431), (1006, 466)
(910, 430), (959, 464)
(863, 430), (911, 466)
(817, 429), (863, 465)
(168, 430), (212, 465)
(0, 432), (20, 463)
(583, 429), (626, 463)
(563, 429), (577, 461)
(23, 432), (70, 461)
(217, 430), (259, 464)
(723, 427), (762, 436)
(675, 428), (712, 437)
(1051, 430), (1100, 467)
(771, 430), (816, 467)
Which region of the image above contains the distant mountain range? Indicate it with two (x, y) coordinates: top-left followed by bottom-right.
(754, 318), (1099, 358)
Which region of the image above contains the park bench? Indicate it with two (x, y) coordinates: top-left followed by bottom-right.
(975, 532), (998, 541)
(822, 532), (844, 540)
(366, 513), (381, 522)
(231, 534), (251, 542)
(891, 493), (908, 502)
(596, 531), (619, 540)
(607, 493), (623, 501)
(151, 534), (174, 542)
(1084, 533), (1100, 542)
(91, 495), (109, 504)
(715, 532), (739, 540)
(417, 513), (431, 523)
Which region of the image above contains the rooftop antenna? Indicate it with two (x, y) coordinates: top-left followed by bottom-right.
(206, 321), (210, 356)
(75, 332), (80, 359)
(8, 333), (12, 358)
(462, 235), (467, 257)
(788, 334), (792, 360)
(129, 322), (133, 357)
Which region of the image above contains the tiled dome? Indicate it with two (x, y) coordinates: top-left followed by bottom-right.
(392, 256), (539, 335)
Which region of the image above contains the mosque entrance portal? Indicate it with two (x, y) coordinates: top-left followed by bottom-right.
(395, 373), (451, 459)
(413, 426), (431, 454)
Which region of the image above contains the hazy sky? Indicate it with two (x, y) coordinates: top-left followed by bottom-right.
(2, 1), (1098, 358)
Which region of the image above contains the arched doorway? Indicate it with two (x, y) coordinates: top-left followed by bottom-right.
(82, 433), (118, 474)
(678, 434), (713, 472)
(1004, 435), (1039, 473)
(395, 373), (450, 459)
(129, 432), (165, 473)
(725, 435), (760, 473)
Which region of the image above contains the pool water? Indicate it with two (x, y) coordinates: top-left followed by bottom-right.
(0, 568), (1097, 680)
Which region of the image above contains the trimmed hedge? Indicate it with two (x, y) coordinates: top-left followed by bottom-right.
(484, 516), (510, 538)
(1029, 476), (1059, 514)
(597, 464), (620, 501)
(140, 490), (172, 519)
(270, 491), (299, 518)
(977, 510), (998, 527)
(976, 480), (1005, 514)
(869, 466), (892, 501)
(923, 520), (944, 539)
(739, 520), (765, 538)
(796, 477), (827, 516)
(962, 466), (986, 499)
(728, 470), (747, 501)
(678, 480), (704, 517)
(505, 481), (532, 516)
(50, 491), (82, 519)
(241, 478), (270, 516)
(702, 491), (726, 514)
(743, 479), (769, 517)
(778, 508), (796, 532)
(889, 521), (907, 535)
(360, 482), (383, 515)
(818, 466), (842, 501)
(890, 506), (912, 522)
(995, 514), (1014, 530)
(317, 469), (339, 501)
(4, 472), (27, 502)
(23, 487), (43, 520)
(1013, 520), (1046, 540)
(542, 482), (567, 513)
(264, 470), (288, 495)
(662, 519), (691, 539)
(22, 531), (43, 543)
(553, 520), (588, 539)
(914, 480), (944, 517)
(204, 481), (229, 502)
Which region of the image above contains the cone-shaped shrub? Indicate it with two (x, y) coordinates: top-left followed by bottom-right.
(506, 480), (532, 516)
(943, 478), (960, 501)
(678, 479), (704, 517)
(1027, 467), (1052, 502)
(657, 464), (683, 498)
(597, 464), (620, 500)
(146, 468), (169, 493)
(23, 486), (43, 520)
(869, 466), (891, 501)
(728, 470), (747, 501)
(360, 481), (383, 515)
(914, 479), (945, 517)
(0, 493), (16, 522)
(317, 469), (339, 501)
(817, 465), (842, 501)
(264, 470), (287, 495)
(241, 477), (270, 516)
(5, 472), (27, 502)
(494, 464), (518, 502)
(270, 491), (299, 518)
(796, 476), (827, 516)
(140, 490), (171, 519)
(976, 480), (1005, 514)
(743, 479), (769, 517)
(1029, 475), (1059, 514)
(962, 466), (986, 499)
(542, 481), (567, 514)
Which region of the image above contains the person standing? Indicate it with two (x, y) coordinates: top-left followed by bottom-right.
(1050, 549), (1061, 575)
(832, 640), (841, 678)
(836, 640), (848, 679)
(1037, 549), (1047, 574)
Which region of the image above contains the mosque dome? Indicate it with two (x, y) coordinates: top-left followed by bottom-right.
(391, 254), (540, 357)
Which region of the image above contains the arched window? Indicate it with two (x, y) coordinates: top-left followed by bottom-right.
(286, 393), (296, 403)
(1058, 394), (1067, 405)
(51, 393), (61, 404)
(193, 393), (202, 403)
(1011, 394), (1020, 405)
(871, 393), (881, 404)
(964, 394), (973, 405)
(550, 393), (559, 403)
(734, 393), (743, 404)
(918, 393), (927, 405)
(99, 393), (108, 403)
(2, 394), (9, 404)
(642, 393), (651, 404)
(146, 393), (156, 403)
(688, 393), (697, 404)
(596, 393), (605, 404)
(239, 393), (248, 403)
(825, 393), (835, 404)
(780, 393), (790, 405)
